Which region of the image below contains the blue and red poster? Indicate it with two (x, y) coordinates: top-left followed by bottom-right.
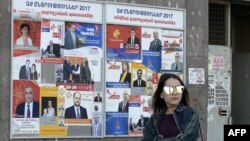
(106, 24), (141, 60)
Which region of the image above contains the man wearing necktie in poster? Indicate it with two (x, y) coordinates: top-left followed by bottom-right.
(64, 92), (88, 119)
(133, 69), (146, 87)
(127, 28), (140, 48)
(15, 87), (39, 118)
(149, 31), (162, 51)
(171, 52), (183, 72)
(118, 91), (129, 112)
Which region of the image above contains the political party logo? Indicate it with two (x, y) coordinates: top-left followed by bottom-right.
(141, 31), (151, 38)
(113, 28), (120, 39)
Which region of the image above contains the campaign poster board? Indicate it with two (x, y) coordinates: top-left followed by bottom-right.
(11, 0), (104, 139)
(105, 3), (185, 137)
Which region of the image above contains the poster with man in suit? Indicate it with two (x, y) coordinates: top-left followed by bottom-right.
(44, 40), (61, 58)
(171, 52), (183, 72)
(149, 31), (162, 51)
(118, 91), (129, 113)
(19, 59), (31, 80)
(15, 86), (39, 118)
(64, 24), (79, 50)
(133, 69), (146, 87)
(64, 92), (88, 119)
(91, 113), (102, 136)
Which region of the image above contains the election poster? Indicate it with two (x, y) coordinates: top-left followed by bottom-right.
(39, 86), (67, 136)
(13, 56), (41, 84)
(105, 82), (131, 135)
(40, 20), (65, 59)
(142, 51), (161, 73)
(128, 95), (152, 135)
(106, 24), (141, 60)
(106, 60), (132, 84)
(161, 30), (184, 72)
(13, 20), (41, 57)
(141, 27), (162, 51)
(161, 51), (184, 71)
(12, 80), (40, 136)
(63, 22), (103, 58)
(131, 63), (147, 95)
(105, 82), (131, 112)
(106, 112), (128, 136)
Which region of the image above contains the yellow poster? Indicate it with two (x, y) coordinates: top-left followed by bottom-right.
(131, 63), (148, 95)
(39, 86), (67, 136)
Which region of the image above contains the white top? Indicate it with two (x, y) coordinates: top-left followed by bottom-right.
(43, 107), (55, 117)
(16, 36), (33, 46)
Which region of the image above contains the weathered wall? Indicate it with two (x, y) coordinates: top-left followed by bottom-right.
(0, 0), (208, 140)
(185, 0), (208, 140)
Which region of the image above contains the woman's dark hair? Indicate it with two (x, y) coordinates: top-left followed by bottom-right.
(152, 73), (190, 113)
(32, 64), (36, 70)
(20, 23), (30, 34)
(122, 62), (130, 73)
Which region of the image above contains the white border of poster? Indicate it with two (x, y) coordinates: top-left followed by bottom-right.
(12, 0), (103, 23)
(106, 3), (184, 29)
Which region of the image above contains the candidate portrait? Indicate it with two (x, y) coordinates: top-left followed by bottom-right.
(64, 24), (79, 50)
(64, 92), (88, 119)
(15, 87), (39, 118)
(133, 69), (146, 87)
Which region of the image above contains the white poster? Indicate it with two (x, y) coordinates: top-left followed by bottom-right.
(12, 118), (39, 135)
(188, 68), (205, 84)
(12, 0), (103, 23)
(141, 28), (162, 51)
(106, 4), (184, 29)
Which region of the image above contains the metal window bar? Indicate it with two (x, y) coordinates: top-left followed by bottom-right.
(209, 3), (228, 46)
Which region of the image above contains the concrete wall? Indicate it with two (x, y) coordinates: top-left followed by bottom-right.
(0, 0), (208, 140)
(185, 0), (208, 140)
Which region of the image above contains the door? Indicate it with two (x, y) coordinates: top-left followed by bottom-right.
(207, 45), (232, 141)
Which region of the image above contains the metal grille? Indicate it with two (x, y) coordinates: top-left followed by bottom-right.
(209, 3), (228, 46)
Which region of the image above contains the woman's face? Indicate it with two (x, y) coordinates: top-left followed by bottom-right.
(48, 101), (52, 107)
(122, 63), (128, 71)
(161, 78), (183, 107)
(32, 65), (36, 70)
(21, 26), (29, 36)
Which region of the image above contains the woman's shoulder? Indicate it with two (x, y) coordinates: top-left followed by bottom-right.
(27, 37), (32, 41)
(181, 106), (199, 117)
(16, 37), (22, 43)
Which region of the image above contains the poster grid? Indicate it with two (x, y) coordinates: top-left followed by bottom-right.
(10, 0), (186, 139)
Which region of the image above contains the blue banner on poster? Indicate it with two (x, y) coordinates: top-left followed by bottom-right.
(107, 48), (141, 60)
(65, 23), (102, 48)
(106, 112), (128, 135)
(106, 82), (130, 88)
(129, 103), (140, 107)
(142, 50), (161, 72)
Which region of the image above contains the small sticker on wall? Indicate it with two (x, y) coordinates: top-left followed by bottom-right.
(188, 68), (205, 84)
